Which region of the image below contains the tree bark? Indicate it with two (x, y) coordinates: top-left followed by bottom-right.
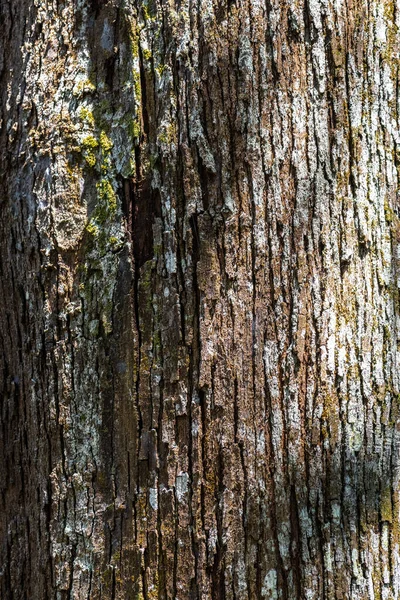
(1, 0), (400, 598)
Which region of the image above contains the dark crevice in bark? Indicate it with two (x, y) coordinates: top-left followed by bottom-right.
(138, 45), (150, 137)
(189, 210), (202, 598)
(315, 492), (326, 599)
(210, 446), (226, 600)
(125, 169), (162, 273)
(67, 542), (77, 599)
(233, 377), (239, 444)
(290, 484), (302, 599)
(263, 337), (289, 600)
(344, 52), (358, 200)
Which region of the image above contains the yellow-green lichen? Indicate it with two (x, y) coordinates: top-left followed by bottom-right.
(142, 0), (157, 21)
(101, 158), (112, 175)
(82, 135), (99, 167)
(380, 486), (393, 522)
(84, 154), (96, 167)
(130, 118), (141, 139)
(74, 79), (96, 97)
(384, 199), (395, 224)
(147, 582), (159, 600)
(79, 107), (95, 128)
(158, 122), (177, 146)
(86, 221), (99, 236)
(81, 135), (98, 149)
(96, 179), (117, 216)
(128, 155), (136, 177)
(100, 130), (113, 152)
(127, 17), (141, 58)
(156, 63), (167, 77)
(133, 69), (141, 98)
(142, 48), (152, 61)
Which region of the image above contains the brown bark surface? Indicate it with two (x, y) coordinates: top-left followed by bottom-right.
(1, 0), (400, 598)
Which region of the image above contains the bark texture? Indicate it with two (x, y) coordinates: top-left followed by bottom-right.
(1, 0), (400, 598)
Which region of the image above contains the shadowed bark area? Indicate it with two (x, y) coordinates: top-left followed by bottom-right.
(1, 0), (400, 599)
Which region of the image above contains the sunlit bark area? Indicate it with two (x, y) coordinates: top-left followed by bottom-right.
(1, 0), (400, 598)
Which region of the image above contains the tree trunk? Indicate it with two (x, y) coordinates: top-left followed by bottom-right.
(1, 0), (400, 598)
